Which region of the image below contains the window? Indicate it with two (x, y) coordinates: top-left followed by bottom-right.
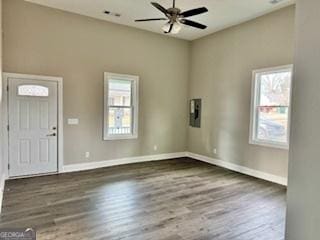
(250, 65), (293, 149)
(104, 72), (139, 140)
(18, 85), (49, 97)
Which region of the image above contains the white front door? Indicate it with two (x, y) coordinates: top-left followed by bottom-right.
(8, 77), (58, 177)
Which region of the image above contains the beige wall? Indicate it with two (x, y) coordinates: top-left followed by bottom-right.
(188, 6), (295, 178)
(286, 0), (320, 239)
(3, 0), (190, 165)
(2, 0), (295, 180)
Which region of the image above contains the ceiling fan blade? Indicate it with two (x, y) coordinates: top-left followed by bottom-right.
(151, 2), (169, 15)
(165, 24), (173, 34)
(135, 18), (167, 22)
(180, 19), (207, 29)
(180, 7), (208, 18)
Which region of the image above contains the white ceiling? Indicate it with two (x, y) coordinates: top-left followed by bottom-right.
(25, 0), (295, 40)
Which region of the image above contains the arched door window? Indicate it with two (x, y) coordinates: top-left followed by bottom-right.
(18, 85), (49, 97)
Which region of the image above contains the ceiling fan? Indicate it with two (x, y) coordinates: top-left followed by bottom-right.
(135, 0), (208, 34)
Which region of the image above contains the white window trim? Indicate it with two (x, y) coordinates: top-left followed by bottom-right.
(249, 64), (293, 150)
(104, 72), (139, 140)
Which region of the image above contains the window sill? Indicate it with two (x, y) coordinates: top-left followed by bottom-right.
(104, 134), (138, 141)
(249, 139), (289, 150)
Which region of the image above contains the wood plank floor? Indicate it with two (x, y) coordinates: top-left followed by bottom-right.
(0, 158), (286, 240)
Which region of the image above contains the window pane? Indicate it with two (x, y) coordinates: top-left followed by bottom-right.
(108, 107), (132, 135)
(108, 79), (131, 106)
(18, 85), (49, 97)
(257, 106), (289, 143)
(259, 71), (291, 106)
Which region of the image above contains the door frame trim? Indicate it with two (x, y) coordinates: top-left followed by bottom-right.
(2, 73), (64, 179)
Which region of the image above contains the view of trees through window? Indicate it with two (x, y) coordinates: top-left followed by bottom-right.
(255, 69), (292, 144)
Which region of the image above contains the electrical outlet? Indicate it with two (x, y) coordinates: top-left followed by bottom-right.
(153, 145), (158, 151)
(213, 148), (217, 155)
(85, 152), (90, 158)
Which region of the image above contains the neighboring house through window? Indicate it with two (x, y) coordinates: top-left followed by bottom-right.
(250, 65), (293, 149)
(104, 72), (139, 140)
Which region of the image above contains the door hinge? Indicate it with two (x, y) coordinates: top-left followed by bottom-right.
(8, 164), (10, 170)
(6, 85), (9, 91)
(7, 125), (9, 131)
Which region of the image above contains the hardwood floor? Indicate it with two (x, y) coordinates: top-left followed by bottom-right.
(0, 158), (286, 240)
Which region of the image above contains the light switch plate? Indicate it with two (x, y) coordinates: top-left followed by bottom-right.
(68, 118), (79, 125)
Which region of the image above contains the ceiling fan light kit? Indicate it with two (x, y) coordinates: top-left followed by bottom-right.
(162, 22), (182, 34)
(135, 0), (208, 34)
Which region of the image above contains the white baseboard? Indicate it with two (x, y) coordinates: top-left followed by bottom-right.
(63, 152), (188, 173)
(186, 152), (287, 186)
(0, 173), (6, 214)
(62, 151), (287, 186)
(0, 151), (286, 215)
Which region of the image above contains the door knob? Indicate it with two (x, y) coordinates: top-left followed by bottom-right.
(47, 133), (56, 137)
